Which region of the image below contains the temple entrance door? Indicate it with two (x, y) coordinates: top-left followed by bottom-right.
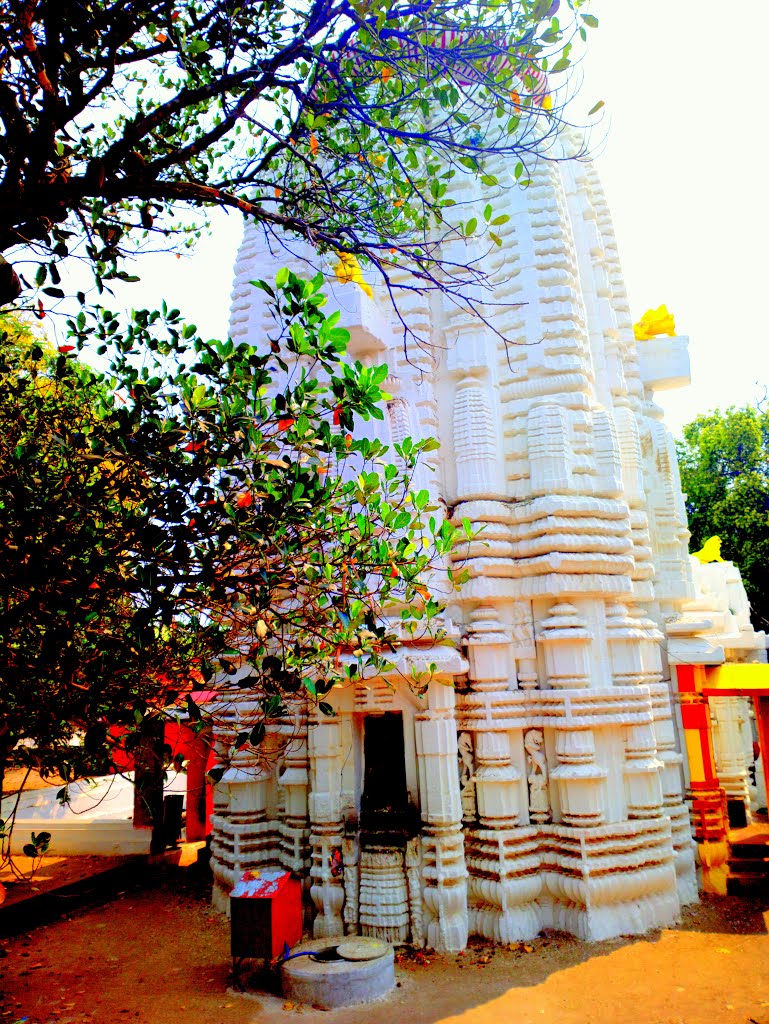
(357, 711), (416, 943)
(360, 712), (410, 842)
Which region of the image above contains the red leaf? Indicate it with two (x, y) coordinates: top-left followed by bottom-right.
(236, 492), (253, 508)
(277, 417), (295, 430)
(344, 433), (353, 449)
(58, 345), (75, 354)
(333, 405), (343, 425)
(184, 441), (205, 452)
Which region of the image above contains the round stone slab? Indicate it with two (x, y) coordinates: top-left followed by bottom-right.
(282, 937), (394, 1009)
(337, 937), (391, 961)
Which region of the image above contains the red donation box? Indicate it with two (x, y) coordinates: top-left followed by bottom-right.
(230, 869), (303, 971)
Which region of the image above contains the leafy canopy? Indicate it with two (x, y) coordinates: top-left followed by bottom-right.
(0, 0), (597, 311)
(677, 405), (769, 629)
(0, 271), (465, 797)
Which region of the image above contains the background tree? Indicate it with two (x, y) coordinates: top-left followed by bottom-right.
(0, 271), (461, 811)
(677, 405), (769, 629)
(0, 0), (597, 314)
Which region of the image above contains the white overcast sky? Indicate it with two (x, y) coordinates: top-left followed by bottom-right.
(94, 1), (768, 437)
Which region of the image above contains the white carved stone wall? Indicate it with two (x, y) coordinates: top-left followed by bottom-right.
(211, 141), (767, 947)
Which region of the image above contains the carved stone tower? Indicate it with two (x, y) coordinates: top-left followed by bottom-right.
(210, 139), (765, 946)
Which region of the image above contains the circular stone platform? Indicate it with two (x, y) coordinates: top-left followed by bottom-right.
(281, 937), (394, 1009)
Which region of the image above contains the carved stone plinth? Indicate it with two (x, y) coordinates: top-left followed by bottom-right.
(465, 826), (541, 941)
(359, 847), (410, 944)
(540, 819), (680, 940)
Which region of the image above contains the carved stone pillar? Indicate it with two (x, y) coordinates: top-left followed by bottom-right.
(474, 731), (521, 829)
(278, 706), (310, 873)
(466, 606), (511, 691)
(605, 603), (664, 820)
(538, 603), (591, 689)
(415, 679), (468, 951)
(711, 696), (751, 815)
(551, 728), (606, 827)
(307, 713), (345, 937)
(675, 665), (729, 895)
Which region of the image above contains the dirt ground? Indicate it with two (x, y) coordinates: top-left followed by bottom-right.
(1, 862), (768, 1024)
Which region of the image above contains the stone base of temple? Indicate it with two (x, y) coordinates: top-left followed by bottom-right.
(466, 825), (542, 943)
(464, 819), (682, 944)
(538, 819), (681, 941)
(210, 813), (284, 914)
(668, 803), (699, 905)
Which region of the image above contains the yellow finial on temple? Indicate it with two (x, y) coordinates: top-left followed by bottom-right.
(692, 536), (725, 564)
(633, 304), (676, 341)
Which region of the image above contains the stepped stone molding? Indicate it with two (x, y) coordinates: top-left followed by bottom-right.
(212, 137), (768, 948)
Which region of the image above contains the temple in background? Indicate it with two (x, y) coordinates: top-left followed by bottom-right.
(209, 138), (769, 950)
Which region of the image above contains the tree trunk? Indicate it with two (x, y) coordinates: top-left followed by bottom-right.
(133, 717), (166, 855)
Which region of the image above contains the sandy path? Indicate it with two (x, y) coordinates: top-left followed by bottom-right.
(1, 866), (768, 1024)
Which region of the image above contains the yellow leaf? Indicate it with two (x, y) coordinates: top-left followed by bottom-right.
(381, 65), (393, 83)
(373, 154), (386, 167)
(542, 94), (553, 111)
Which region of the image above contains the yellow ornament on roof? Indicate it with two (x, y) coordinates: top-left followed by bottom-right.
(692, 536), (724, 564)
(333, 251), (374, 300)
(633, 304), (676, 341)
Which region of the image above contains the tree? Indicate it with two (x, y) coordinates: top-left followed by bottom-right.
(0, 313), (199, 807)
(677, 405), (769, 629)
(0, 270), (461, 808)
(0, 0), (597, 313)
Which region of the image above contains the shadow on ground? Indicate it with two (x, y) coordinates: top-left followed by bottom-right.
(1, 861), (768, 1024)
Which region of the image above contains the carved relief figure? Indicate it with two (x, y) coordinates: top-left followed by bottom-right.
(524, 728), (551, 823)
(458, 731), (477, 822)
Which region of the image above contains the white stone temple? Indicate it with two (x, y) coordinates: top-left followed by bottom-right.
(210, 140), (768, 948)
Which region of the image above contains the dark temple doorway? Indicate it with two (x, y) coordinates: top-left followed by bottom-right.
(360, 712), (415, 846)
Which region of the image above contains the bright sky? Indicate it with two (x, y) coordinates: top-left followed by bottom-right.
(579, 0), (769, 433)
(103, 1), (769, 437)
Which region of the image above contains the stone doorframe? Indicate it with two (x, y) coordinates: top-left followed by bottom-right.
(673, 663), (769, 894)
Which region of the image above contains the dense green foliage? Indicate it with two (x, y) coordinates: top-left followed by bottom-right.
(0, 0), (596, 313)
(0, 272), (460, 804)
(677, 405), (769, 628)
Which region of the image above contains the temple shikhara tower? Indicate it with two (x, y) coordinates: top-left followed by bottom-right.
(210, 136), (768, 948)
